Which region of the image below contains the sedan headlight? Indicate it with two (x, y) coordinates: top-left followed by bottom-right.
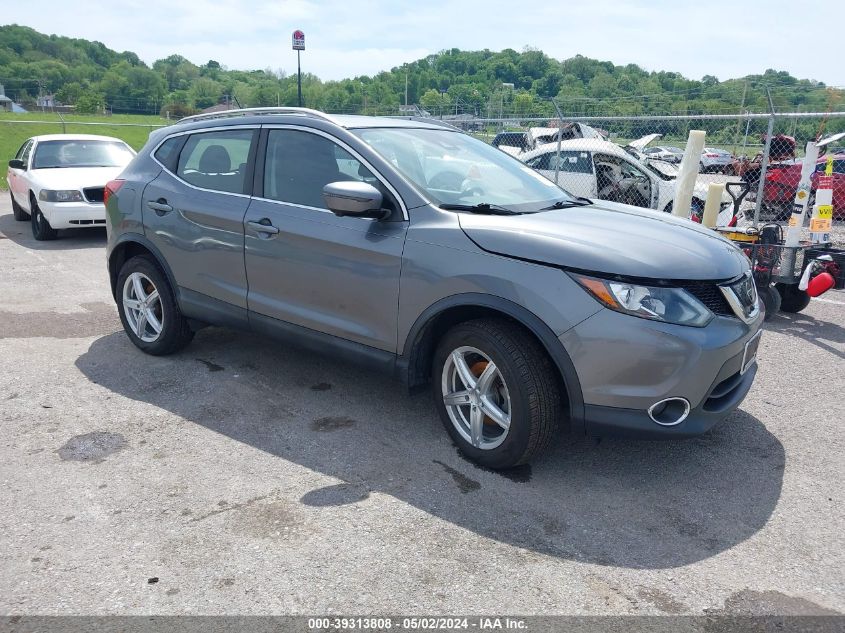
(570, 273), (713, 327)
(39, 189), (84, 202)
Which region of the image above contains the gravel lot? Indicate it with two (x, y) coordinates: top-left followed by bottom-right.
(0, 196), (843, 617)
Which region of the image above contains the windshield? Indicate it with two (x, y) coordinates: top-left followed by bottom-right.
(352, 127), (577, 212)
(32, 140), (135, 169)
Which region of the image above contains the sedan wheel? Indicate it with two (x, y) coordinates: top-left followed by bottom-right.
(122, 272), (164, 342)
(441, 346), (512, 450)
(31, 202), (58, 241)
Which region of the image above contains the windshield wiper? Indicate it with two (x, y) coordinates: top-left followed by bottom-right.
(439, 203), (522, 216)
(540, 197), (593, 210)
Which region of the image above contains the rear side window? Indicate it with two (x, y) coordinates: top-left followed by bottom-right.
(263, 129), (380, 209)
(154, 136), (185, 172)
(176, 130), (255, 194)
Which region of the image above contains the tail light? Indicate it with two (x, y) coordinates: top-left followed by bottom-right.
(104, 179), (125, 207)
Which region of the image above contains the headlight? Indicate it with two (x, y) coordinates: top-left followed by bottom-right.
(39, 189), (83, 202)
(570, 273), (713, 327)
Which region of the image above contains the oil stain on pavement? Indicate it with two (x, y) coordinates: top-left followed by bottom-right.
(57, 432), (126, 462)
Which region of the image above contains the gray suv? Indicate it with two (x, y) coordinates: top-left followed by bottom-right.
(105, 108), (763, 469)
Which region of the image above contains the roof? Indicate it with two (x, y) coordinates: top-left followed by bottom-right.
(521, 138), (629, 161)
(174, 107), (457, 132)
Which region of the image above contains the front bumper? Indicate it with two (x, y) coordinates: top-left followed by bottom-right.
(40, 201), (106, 229)
(559, 306), (763, 438)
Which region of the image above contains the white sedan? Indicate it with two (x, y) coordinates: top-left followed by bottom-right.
(520, 138), (734, 225)
(6, 134), (135, 240)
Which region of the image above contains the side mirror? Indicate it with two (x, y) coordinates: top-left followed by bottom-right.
(322, 181), (388, 220)
(8, 159), (25, 170)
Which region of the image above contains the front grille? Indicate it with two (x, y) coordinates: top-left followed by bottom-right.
(83, 187), (105, 203)
(682, 283), (733, 316)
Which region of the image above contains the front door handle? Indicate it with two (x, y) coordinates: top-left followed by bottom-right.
(247, 219), (280, 236)
(147, 199), (173, 215)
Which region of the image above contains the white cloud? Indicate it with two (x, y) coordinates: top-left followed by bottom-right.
(3, 0), (843, 84)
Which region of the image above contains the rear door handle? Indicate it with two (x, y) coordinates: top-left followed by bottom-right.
(147, 199), (173, 215)
(247, 219), (280, 236)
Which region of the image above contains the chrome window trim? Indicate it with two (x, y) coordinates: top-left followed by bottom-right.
(149, 125), (261, 200)
(259, 124), (409, 221)
(719, 271), (761, 324)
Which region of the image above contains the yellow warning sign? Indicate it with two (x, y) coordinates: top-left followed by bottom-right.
(818, 204), (833, 220)
(826, 157), (834, 177)
(788, 215), (800, 227)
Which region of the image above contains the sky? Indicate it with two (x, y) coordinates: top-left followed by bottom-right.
(4, 0), (843, 86)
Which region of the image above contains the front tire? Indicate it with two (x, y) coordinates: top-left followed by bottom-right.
(116, 255), (194, 355)
(10, 192), (30, 221)
(760, 283), (782, 320)
(432, 319), (561, 469)
(31, 200), (58, 240)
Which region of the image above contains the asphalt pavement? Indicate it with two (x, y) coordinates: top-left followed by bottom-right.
(0, 197), (842, 616)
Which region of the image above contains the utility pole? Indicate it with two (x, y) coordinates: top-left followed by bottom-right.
(404, 70), (408, 107)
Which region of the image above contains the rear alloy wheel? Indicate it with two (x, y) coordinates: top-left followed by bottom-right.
(10, 192), (30, 221)
(31, 200), (58, 241)
(117, 256), (193, 355)
(433, 319), (561, 469)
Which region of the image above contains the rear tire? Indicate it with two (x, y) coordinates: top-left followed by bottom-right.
(775, 283), (811, 313)
(30, 199), (58, 241)
(10, 192), (30, 221)
(116, 255), (194, 355)
(432, 318), (561, 469)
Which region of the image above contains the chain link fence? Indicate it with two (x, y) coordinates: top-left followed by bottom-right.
(3, 101), (844, 243)
(443, 108), (845, 236)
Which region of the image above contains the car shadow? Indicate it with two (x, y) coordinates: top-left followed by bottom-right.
(0, 211), (106, 250)
(767, 309), (845, 360)
(75, 328), (784, 570)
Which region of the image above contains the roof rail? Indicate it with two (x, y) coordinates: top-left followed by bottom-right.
(177, 107), (337, 125)
(388, 116), (464, 132)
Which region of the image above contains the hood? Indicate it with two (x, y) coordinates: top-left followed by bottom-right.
(458, 200), (748, 281)
(627, 133), (662, 151)
(30, 166), (126, 190)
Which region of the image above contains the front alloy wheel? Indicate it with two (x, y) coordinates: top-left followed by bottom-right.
(122, 272), (164, 342)
(432, 319), (561, 469)
(441, 346), (512, 450)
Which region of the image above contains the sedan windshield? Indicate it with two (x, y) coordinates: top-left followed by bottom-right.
(32, 140), (134, 169)
(352, 127), (577, 213)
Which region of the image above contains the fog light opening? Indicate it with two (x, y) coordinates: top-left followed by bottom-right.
(647, 397), (691, 426)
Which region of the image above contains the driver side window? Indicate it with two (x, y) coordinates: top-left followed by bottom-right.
(18, 140), (34, 166)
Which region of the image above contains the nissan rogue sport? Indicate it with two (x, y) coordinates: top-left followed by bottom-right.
(104, 108), (763, 469)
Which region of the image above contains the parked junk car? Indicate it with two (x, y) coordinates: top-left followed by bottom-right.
(732, 134), (796, 178)
(105, 108), (763, 469)
(642, 145), (684, 163)
(700, 147), (735, 174)
(7, 134), (136, 240)
(492, 123), (607, 157)
(760, 153), (845, 220)
(521, 138), (734, 224)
